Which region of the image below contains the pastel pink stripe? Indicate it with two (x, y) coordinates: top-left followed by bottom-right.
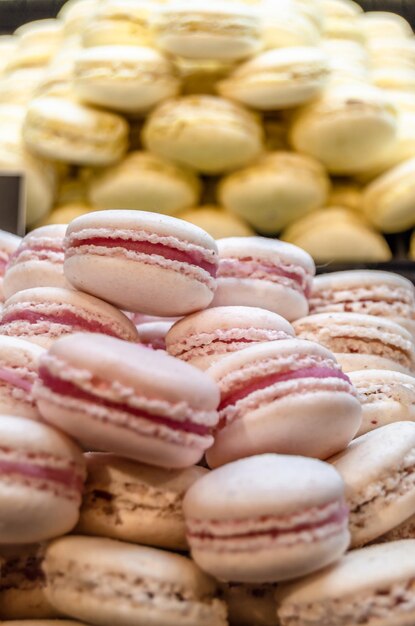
(0, 366), (33, 392)
(0, 458), (83, 492)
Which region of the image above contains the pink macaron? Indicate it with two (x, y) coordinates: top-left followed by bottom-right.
(205, 338), (362, 468)
(0, 230), (22, 301)
(63, 210), (219, 315)
(3, 225), (71, 299)
(211, 237), (315, 321)
(166, 306), (295, 370)
(0, 336), (45, 420)
(34, 333), (220, 468)
(0, 287), (138, 347)
(136, 320), (175, 350)
(0, 415), (86, 544)
(184, 454), (350, 583)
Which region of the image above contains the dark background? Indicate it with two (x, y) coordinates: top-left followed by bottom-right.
(0, 0), (415, 33)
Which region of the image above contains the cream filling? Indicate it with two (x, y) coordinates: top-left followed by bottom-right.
(310, 285), (415, 317)
(156, 15), (258, 38)
(47, 563), (227, 625)
(278, 580), (415, 626)
(348, 451), (415, 535)
(355, 381), (415, 406)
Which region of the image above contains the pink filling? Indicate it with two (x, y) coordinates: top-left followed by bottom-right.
(220, 366), (351, 411)
(0, 458), (83, 492)
(1, 309), (121, 338)
(0, 367), (32, 392)
(189, 504), (349, 541)
(69, 237), (217, 277)
(8, 243), (64, 265)
(39, 366), (211, 437)
(219, 257), (310, 297)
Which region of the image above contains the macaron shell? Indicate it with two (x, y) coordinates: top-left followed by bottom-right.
(335, 353), (414, 375)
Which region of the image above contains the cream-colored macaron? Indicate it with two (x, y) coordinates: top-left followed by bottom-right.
(151, 1), (261, 62)
(360, 11), (413, 41)
(73, 46), (180, 116)
(178, 206), (254, 239)
(0, 36), (17, 75)
(362, 156), (415, 233)
(321, 0), (363, 18)
(328, 181), (363, 212)
(289, 84), (398, 175)
(219, 151), (330, 234)
(0, 120), (57, 226)
(9, 19), (63, 71)
(143, 95), (264, 174)
(23, 96), (129, 166)
(368, 37), (415, 70)
(82, 0), (154, 48)
(0, 67), (46, 105)
(87, 151), (201, 215)
(259, 2), (321, 49)
(218, 46), (330, 110)
(323, 16), (366, 44)
(58, 0), (100, 37)
(282, 206), (392, 263)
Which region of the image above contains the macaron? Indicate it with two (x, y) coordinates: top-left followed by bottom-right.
(329, 422), (415, 547)
(34, 333), (220, 468)
(81, 0), (153, 48)
(289, 84), (397, 175)
(218, 151), (330, 234)
(77, 453), (208, 550)
(259, 3), (321, 49)
(73, 45), (181, 115)
(0, 230), (21, 301)
(276, 540), (415, 626)
(0, 286), (138, 348)
(43, 535), (227, 626)
(281, 207), (392, 263)
(3, 225), (70, 299)
(166, 306), (295, 370)
(0, 543), (57, 619)
(293, 313), (414, 375)
(211, 236), (315, 321)
(321, 0), (363, 18)
(376, 513), (415, 543)
(10, 20), (63, 71)
(350, 370), (415, 437)
(58, 0), (99, 37)
(220, 583), (278, 626)
(362, 156), (415, 233)
(184, 454), (349, 583)
(218, 46), (330, 110)
(152, 1), (261, 61)
(360, 11), (413, 40)
(37, 203), (96, 227)
(136, 320), (174, 350)
(178, 206), (254, 239)
(142, 95), (264, 174)
(87, 151), (201, 215)
(205, 339), (361, 467)
(310, 271), (415, 335)
(63, 210), (218, 316)
(0, 415), (85, 544)
(0, 336), (45, 420)
(23, 96), (129, 166)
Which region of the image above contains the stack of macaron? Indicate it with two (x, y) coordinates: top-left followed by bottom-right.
(2, 0), (415, 263)
(1, 207), (415, 626)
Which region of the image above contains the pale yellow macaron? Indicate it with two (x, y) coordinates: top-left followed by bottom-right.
(0, 67), (46, 105)
(81, 0), (153, 48)
(320, 0), (363, 18)
(360, 11), (413, 41)
(372, 67), (415, 93)
(9, 19), (63, 71)
(143, 95), (264, 174)
(23, 96), (129, 166)
(282, 206), (392, 263)
(73, 45), (181, 115)
(218, 151), (330, 234)
(323, 16), (366, 44)
(0, 36), (17, 75)
(362, 156), (415, 233)
(87, 151), (201, 215)
(0, 117), (57, 226)
(289, 83), (398, 175)
(58, 0), (100, 37)
(259, 2), (321, 49)
(37, 202), (97, 226)
(368, 38), (415, 70)
(178, 205), (254, 239)
(218, 46), (330, 110)
(151, 1), (261, 62)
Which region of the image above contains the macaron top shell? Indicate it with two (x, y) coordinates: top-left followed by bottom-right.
(43, 333), (220, 412)
(65, 209), (218, 256)
(217, 236), (315, 277)
(311, 270), (415, 295)
(276, 540), (415, 604)
(183, 453), (345, 520)
(0, 230), (22, 255)
(329, 422), (415, 488)
(0, 334), (45, 365)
